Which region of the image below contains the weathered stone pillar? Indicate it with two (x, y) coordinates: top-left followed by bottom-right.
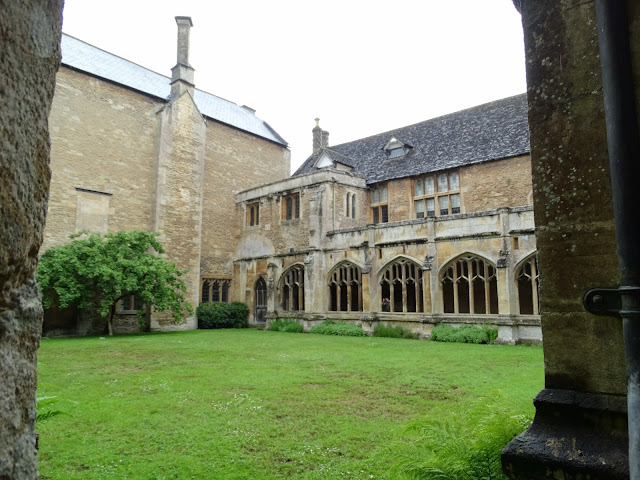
(502, 1), (630, 478)
(0, 1), (63, 477)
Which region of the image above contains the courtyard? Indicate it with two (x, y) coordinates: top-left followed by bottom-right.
(37, 330), (543, 479)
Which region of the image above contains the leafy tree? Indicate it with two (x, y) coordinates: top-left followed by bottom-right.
(37, 231), (194, 335)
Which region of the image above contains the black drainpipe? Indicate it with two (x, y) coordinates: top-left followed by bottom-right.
(585, 1), (640, 478)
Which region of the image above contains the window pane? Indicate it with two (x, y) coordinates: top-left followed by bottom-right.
(415, 199), (424, 218)
(346, 194), (350, 216)
(439, 196), (449, 215)
(426, 198), (436, 216)
(381, 205), (389, 223)
(449, 172), (459, 190)
(250, 207), (255, 226)
(351, 194), (356, 218)
(255, 206), (259, 225)
(451, 194), (460, 214)
(373, 207), (379, 224)
(381, 187), (388, 202)
(415, 179), (424, 197)
(425, 177), (435, 194)
(212, 281), (220, 302)
(294, 195), (300, 218)
(372, 190), (379, 204)
(286, 197), (292, 219)
(438, 174), (448, 192)
(389, 147), (404, 159)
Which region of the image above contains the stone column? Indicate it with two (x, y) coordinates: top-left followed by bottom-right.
(0, 1), (63, 477)
(502, 1), (629, 478)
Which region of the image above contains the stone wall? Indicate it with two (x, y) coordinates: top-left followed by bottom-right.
(200, 119), (290, 281)
(502, 1), (629, 478)
(0, 1), (64, 477)
(44, 67), (159, 250)
(462, 155), (533, 212)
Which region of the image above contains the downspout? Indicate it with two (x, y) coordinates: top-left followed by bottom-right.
(589, 2), (640, 478)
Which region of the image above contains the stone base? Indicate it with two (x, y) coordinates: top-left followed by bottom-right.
(502, 388), (628, 479)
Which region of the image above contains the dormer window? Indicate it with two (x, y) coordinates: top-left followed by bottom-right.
(383, 137), (411, 159)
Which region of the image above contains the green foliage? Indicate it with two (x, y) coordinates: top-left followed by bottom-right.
(374, 324), (419, 339)
(37, 231), (193, 326)
(268, 318), (304, 333)
(309, 320), (366, 337)
(197, 301), (249, 329)
(36, 396), (62, 423)
(390, 397), (532, 480)
(430, 325), (498, 344)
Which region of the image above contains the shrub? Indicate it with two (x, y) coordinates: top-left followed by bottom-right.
(430, 324), (498, 344)
(269, 318), (304, 333)
(310, 320), (366, 337)
(197, 301), (249, 329)
(390, 397), (532, 480)
(373, 324), (419, 339)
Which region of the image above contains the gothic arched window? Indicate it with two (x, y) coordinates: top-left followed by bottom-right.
(516, 255), (539, 315)
(379, 258), (424, 313)
(441, 255), (498, 314)
(328, 263), (362, 312)
(280, 265), (305, 311)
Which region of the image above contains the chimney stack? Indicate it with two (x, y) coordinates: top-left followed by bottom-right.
(312, 118), (330, 153)
(171, 16), (195, 97)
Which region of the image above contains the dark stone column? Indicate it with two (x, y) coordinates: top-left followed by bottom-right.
(502, 0), (632, 478)
(0, 1), (63, 478)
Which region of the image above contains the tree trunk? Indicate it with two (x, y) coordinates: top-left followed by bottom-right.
(107, 304), (115, 336)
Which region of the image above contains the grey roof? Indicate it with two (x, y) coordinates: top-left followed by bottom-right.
(294, 94), (530, 183)
(60, 34), (287, 146)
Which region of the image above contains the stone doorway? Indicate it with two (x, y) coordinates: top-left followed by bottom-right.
(254, 277), (267, 324)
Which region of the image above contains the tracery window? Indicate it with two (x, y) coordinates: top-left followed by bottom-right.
(346, 193), (357, 218)
(201, 278), (231, 303)
(379, 258), (424, 313)
(283, 193), (300, 220)
(414, 170), (460, 218)
(441, 255), (498, 314)
(328, 263), (362, 312)
(280, 265), (305, 311)
(516, 255), (539, 315)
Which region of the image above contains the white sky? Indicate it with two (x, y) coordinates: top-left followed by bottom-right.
(60, 0), (526, 173)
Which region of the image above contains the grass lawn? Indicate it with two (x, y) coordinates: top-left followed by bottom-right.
(37, 329), (543, 479)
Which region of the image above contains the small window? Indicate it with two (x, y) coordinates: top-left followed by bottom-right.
(346, 194), (350, 217)
(383, 136), (411, 159)
(388, 147), (405, 159)
(246, 202), (259, 227)
(371, 185), (389, 224)
(118, 294), (142, 312)
(282, 193), (300, 220)
(513, 236), (520, 250)
(413, 170), (461, 218)
(351, 194), (356, 218)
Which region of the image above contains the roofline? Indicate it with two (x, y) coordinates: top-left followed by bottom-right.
(328, 93), (528, 151)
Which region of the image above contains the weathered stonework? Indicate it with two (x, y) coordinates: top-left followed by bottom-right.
(502, 1), (630, 478)
(0, 1), (63, 477)
(234, 159), (541, 345)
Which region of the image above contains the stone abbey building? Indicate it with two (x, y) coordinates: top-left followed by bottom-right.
(44, 18), (540, 344)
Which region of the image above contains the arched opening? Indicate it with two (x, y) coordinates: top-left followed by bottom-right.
(516, 254), (539, 315)
(379, 258), (424, 313)
(441, 254), (498, 314)
(280, 265), (305, 311)
(328, 263), (362, 312)
(254, 277), (267, 323)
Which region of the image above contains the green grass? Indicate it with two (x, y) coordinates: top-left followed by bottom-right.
(37, 330), (543, 479)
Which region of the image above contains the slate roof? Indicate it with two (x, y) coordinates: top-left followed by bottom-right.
(293, 94), (529, 183)
(60, 34), (288, 147)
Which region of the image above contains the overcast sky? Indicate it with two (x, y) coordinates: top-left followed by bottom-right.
(60, 0), (526, 173)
